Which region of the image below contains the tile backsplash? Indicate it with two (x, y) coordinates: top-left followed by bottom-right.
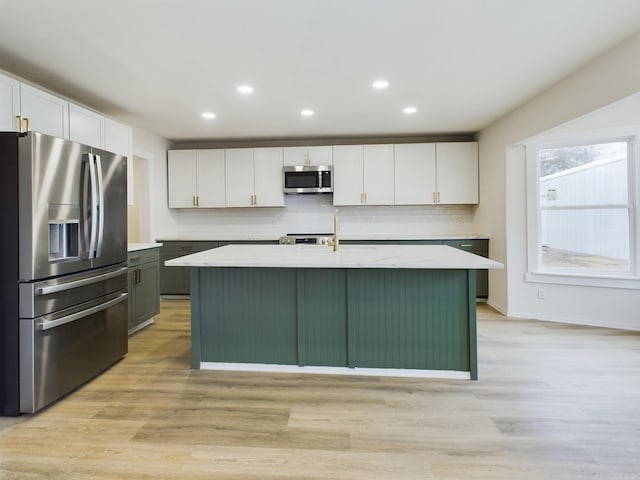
(159, 194), (476, 238)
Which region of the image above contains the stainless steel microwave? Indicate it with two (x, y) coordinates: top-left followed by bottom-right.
(283, 165), (333, 194)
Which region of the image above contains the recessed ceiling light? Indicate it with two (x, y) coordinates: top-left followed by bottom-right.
(372, 80), (389, 90)
(237, 85), (254, 94)
(202, 112), (216, 119)
(300, 109), (314, 117)
(403, 106), (417, 114)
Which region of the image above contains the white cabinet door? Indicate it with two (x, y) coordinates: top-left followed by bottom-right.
(394, 143), (436, 205)
(307, 146), (332, 166)
(20, 83), (69, 138)
(436, 142), (478, 204)
(196, 150), (226, 208)
(168, 150), (198, 208)
(69, 103), (104, 148)
(254, 147), (284, 207)
(104, 118), (132, 156)
(104, 117), (134, 204)
(225, 148), (255, 207)
(283, 145), (332, 166)
(0, 72), (20, 131)
(363, 144), (394, 205)
(332, 145), (364, 206)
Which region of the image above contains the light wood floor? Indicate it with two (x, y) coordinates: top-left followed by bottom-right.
(1, 300), (640, 479)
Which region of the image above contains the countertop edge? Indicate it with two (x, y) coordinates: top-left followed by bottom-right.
(128, 242), (163, 252)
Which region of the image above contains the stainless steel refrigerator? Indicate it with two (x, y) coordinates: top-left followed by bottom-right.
(0, 131), (128, 415)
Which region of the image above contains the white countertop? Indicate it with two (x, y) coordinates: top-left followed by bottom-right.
(165, 244), (503, 270)
(128, 242), (163, 252)
(156, 233), (489, 242)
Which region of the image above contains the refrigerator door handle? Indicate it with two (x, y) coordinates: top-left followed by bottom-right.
(36, 293), (128, 331)
(36, 267), (128, 295)
(94, 154), (105, 257)
(87, 153), (99, 259)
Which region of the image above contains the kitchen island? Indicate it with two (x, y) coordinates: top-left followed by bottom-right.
(166, 244), (502, 380)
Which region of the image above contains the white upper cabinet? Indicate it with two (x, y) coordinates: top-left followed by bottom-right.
(394, 143), (436, 205)
(69, 102), (104, 148)
(332, 145), (364, 206)
(225, 147), (284, 207)
(168, 150), (198, 208)
(168, 149), (225, 208)
(19, 83), (69, 139)
(253, 147), (284, 207)
(363, 144), (394, 205)
(0, 72), (20, 131)
(196, 150), (226, 208)
(436, 142), (478, 204)
(283, 145), (332, 166)
(225, 148), (255, 207)
(333, 144), (394, 206)
(104, 117), (134, 205)
(104, 118), (132, 156)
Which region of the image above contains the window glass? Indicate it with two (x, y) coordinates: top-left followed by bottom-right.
(538, 141), (631, 273)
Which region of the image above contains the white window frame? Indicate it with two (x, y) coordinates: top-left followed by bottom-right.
(525, 130), (640, 290)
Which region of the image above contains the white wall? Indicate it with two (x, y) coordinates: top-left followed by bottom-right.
(476, 31), (640, 330)
(131, 127), (172, 243)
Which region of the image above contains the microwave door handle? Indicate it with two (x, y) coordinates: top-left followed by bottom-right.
(94, 154), (105, 257)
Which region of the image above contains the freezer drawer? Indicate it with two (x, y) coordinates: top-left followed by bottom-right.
(19, 291), (128, 413)
(19, 265), (127, 319)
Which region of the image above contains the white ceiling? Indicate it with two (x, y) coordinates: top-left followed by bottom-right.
(2, 0), (640, 143)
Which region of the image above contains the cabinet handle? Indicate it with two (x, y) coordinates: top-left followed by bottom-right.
(15, 116), (31, 133)
(432, 192), (436, 203)
(304, 153), (310, 165)
(192, 195), (196, 207)
(254, 194), (257, 206)
(460, 244), (473, 248)
(364, 193), (367, 204)
(437, 192), (441, 203)
(197, 196), (200, 207)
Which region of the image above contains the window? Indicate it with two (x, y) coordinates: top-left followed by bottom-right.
(531, 138), (635, 277)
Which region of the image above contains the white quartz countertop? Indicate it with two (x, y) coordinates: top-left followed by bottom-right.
(128, 242), (163, 252)
(156, 233), (489, 242)
(165, 244), (503, 270)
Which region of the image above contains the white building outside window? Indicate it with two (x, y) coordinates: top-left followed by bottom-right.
(526, 136), (639, 286)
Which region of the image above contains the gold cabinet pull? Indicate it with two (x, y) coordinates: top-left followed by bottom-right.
(24, 117), (30, 132)
(16, 115), (23, 132)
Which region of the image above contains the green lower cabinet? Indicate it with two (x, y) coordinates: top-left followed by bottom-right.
(128, 249), (161, 334)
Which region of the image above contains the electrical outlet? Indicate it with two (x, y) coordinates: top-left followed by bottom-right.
(537, 288), (547, 300)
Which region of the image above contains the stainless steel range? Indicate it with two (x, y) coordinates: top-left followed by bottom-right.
(278, 234), (335, 246)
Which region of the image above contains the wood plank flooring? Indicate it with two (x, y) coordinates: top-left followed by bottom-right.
(1, 300), (640, 479)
